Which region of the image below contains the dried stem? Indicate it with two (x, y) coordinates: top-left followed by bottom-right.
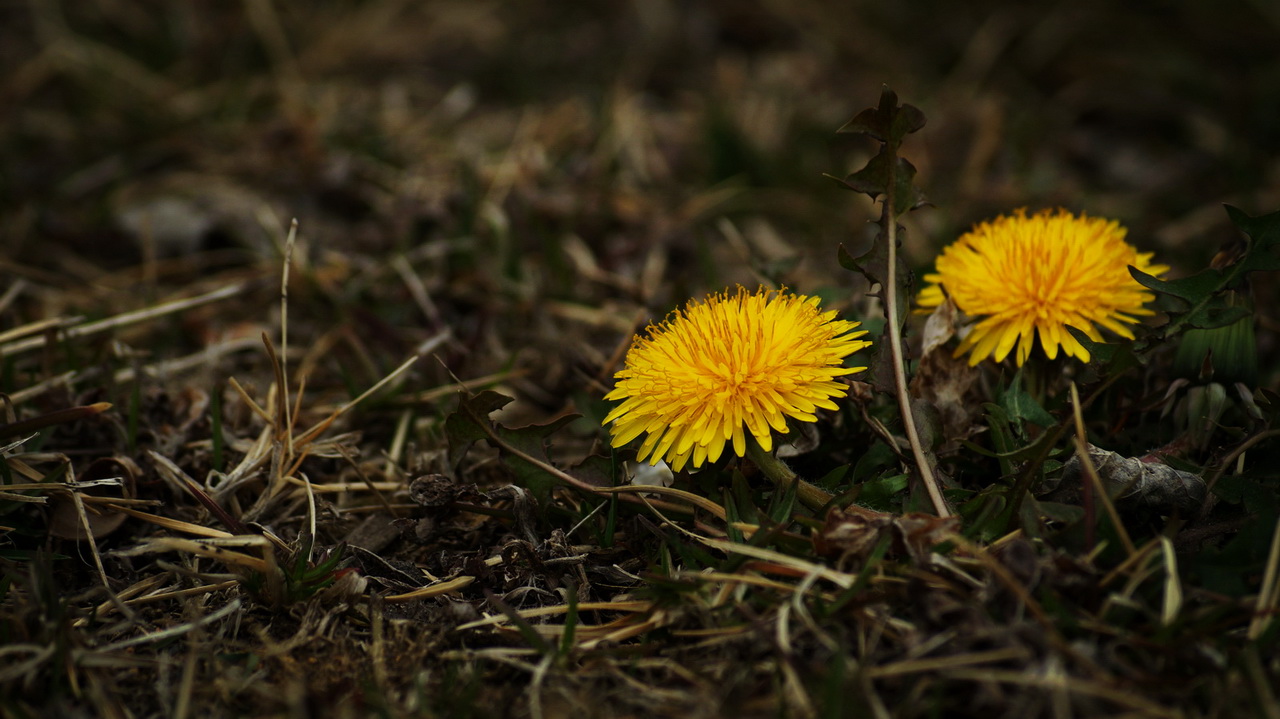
(882, 175), (950, 517)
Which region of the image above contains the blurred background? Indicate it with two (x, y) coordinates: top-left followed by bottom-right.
(2, 0), (1278, 410)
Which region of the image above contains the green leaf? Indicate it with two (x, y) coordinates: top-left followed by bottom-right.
(444, 390), (514, 453)
(1131, 205), (1280, 339)
(1172, 312), (1259, 385)
(444, 390), (581, 505)
(959, 485), (1008, 542)
(1224, 205), (1280, 273)
(1063, 326), (1146, 389)
(1000, 372), (1055, 429)
(1130, 266), (1252, 330)
(1037, 501), (1086, 525)
(1130, 266), (1226, 310)
(855, 472), (908, 510)
(851, 442), (898, 483)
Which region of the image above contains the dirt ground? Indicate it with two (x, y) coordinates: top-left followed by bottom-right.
(2, 2), (1279, 717)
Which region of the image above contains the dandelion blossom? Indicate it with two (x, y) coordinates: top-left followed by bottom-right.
(603, 288), (871, 471)
(917, 209), (1168, 366)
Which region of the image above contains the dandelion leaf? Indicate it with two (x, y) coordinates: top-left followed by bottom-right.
(837, 237), (910, 398)
(855, 472), (909, 511)
(1129, 267), (1251, 330)
(567, 453), (617, 489)
(829, 87), (928, 215)
(834, 154), (927, 216)
(837, 235), (910, 321)
(1131, 205), (1280, 332)
(1224, 205), (1280, 273)
(999, 372), (1055, 430)
(836, 86), (926, 145)
(445, 390), (580, 505)
(1064, 325), (1143, 379)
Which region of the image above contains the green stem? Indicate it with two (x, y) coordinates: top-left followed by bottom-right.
(744, 437), (833, 513)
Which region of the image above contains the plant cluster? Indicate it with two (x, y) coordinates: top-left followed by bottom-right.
(1, 5), (1278, 714)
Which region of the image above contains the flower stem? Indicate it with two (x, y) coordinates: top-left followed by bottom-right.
(882, 167), (951, 517)
(744, 438), (833, 512)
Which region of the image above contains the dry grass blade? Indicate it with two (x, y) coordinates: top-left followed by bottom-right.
(292, 354), (420, 446)
(0, 314), (81, 345)
(701, 538), (856, 589)
(394, 369), (522, 405)
(946, 531), (1107, 680)
(0, 282), (247, 358)
(456, 600), (655, 630)
(865, 647), (1031, 677)
(1248, 514), (1280, 640)
(384, 575), (477, 603)
(593, 484), (724, 520)
(670, 569), (819, 595)
(95, 600), (243, 653)
(149, 450), (252, 536)
(1158, 536), (1183, 626)
(7, 336), (260, 405)
(96, 504), (233, 538)
(941, 669), (1182, 718)
(0, 402), (111, 439)
(113, 536), (275, 573)
(1071, 382), (1137, 556)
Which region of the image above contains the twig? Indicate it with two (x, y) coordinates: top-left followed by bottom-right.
(882, 160), (949, 517)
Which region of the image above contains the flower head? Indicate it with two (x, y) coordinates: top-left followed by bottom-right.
(917, 208), (1168, 366)
(603, 287), (870, 471)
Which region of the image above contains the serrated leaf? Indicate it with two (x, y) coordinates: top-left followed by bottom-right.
(444, 391), (514, 455)
(567, 453), (618, 489)
(836, 86), (925, 145)
(444, 390), (581, 505)
(836, 233), (910, 317)
(841, 152), (894, 196)
(1132, 265), (1258, 331)
(838, 235), (887, 293)
(1224, 205), (1280, 273)
(1130, 266), (1225, 309)
(1130, 206), (1279, 338)
(1064, 326), (1144, 376)
(838, 155), (927, 215)
(836, 106), (888, 139)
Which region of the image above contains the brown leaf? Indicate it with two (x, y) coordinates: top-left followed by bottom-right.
(910, 341), (984, 453)
(815, 508), (960, 566)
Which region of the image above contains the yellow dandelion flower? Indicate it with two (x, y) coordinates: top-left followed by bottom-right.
(917, 208), (1169, 366)
(602, 287), (871, 472)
